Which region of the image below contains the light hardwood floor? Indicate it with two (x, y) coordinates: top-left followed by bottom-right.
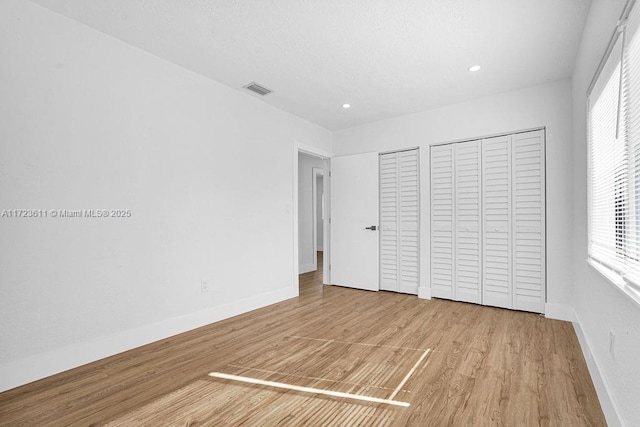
(0, 252), (605, 426)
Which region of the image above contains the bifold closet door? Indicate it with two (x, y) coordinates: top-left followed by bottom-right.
(380, 149), (420, 294)
(454, 141), (482, 304)
(430, 145), (454, 299)
(431, 131), (545, 313)
(512, 130), (545, 313)
(481, 135), (512, 309)
(430, 142), (481, 302)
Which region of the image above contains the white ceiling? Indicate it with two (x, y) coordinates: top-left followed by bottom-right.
(31, 0), (592, 131)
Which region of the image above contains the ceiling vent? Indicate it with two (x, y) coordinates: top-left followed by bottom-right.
(243, 82), (272, 96)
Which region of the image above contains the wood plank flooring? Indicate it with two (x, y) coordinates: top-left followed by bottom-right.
(0, 252), (606, 426)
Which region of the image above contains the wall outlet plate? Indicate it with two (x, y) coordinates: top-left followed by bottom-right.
(201, 280), (210, 293)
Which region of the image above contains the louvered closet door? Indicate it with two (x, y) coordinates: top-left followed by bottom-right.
(482, 135), (512, 309)
(430, 145), (454, 299)
(398, 150), (420, 293)
(512, 130), (545, 313)
(380, 154), (399, 291)
(380, 149), (420, 294)
(455, 141), (482, 304)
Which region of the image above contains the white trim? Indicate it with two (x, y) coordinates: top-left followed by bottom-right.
(421, 147), (431, 300)
(378, 146), (421, 155)
(418, 286), (432, 299)
(541, 129), (548, 311)
(544, 303), (576, 322)
(0, 286), (296, 393)
(428, 126), (546, 147)
(322, 158), (331, 284)
(573, 315), (624, 427)
(311, 167), (324, 269)
(587, 258), (640, 310)
(296, 142), (333, 159)
(293, 143), (300, 291)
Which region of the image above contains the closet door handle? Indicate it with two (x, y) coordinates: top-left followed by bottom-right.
(365, 226), (377, 231)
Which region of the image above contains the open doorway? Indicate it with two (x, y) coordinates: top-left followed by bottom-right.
(294, 144), (331, 295)
(298, 153), (324, 291)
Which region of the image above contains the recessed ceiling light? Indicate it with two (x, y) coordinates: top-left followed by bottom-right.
(468, 65), (481, 72)
(342, 103), (351, 109)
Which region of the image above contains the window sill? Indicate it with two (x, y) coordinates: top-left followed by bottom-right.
(586, 258), (640, 310)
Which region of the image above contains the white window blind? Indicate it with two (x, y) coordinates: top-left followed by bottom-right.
(588, 35), (624, 272)
(623, 1), (640, 285)
(589, 0), (640, 291)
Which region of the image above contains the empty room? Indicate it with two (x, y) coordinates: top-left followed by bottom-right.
(1, 0), (639, 425)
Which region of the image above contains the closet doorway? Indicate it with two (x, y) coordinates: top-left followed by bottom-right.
(430, 129), (546, 313)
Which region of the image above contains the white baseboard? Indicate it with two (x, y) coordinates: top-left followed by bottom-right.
(0, 286), (297, 393)
(572, 316), (623, 427)
(299, 263), (316, 274)
(544, 302), (576, 322)
(418, 286), (431, 299)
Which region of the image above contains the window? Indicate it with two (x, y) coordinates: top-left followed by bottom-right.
(588, 0), (640, 291)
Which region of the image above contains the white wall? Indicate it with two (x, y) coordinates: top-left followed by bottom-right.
(0, 0), (331, 392)
(298, 153), (323, 273)
(334, 79), (574, 316)
(571, 0), (640, 425)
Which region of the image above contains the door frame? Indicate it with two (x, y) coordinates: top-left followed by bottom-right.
(311, 167), (324, 272)
(293, 142), (332, 292)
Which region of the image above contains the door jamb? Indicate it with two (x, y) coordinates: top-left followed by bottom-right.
(311, 167), (324, 272)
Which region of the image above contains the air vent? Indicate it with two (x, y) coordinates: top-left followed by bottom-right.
(243, 82), (272, 96)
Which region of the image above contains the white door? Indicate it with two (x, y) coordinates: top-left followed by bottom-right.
(380, 149), (420, 294)
(330, 152), (379, 291)
(482, 135), (512, 309)
(380, 153), (399, 291)
(512, 130), (545, 313)
(455, 141), (482, 304)
(429, 131), (545, 314)
(430, 144), (455, 299)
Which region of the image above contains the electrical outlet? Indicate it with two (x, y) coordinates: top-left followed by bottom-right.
(609, 330), (615, 358)
(201, 280), (210, 293)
